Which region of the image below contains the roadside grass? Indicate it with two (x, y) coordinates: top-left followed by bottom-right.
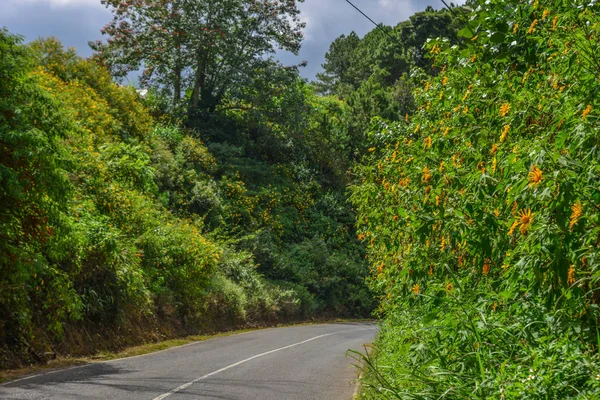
(0, 318), (374, 384)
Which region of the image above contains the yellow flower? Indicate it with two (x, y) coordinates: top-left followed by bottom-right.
(490, 144), (498, 154)
(412, 283), (420, 295)
(494, 209), (500, 217)
(442, 76), (448, 85)
(513, 23), (519, 34)
(471, 54), (477, 63)
(552, 16), (559, 30)
(527, 19), (539, 34)
(499, 102), (511, 117)
(528, 165), (543, 186)
(443, 127), (450, 136)
(518, 208), (534, 235)
(492, 156), (497, 173)
(368, 147), (376, 152)
(500, 125), (510, 142)
(446, 282), (453, 291)
(415, 124), (421, 133)
(570, 201), (582, 229)
(567, 265), (576, 286)
(439, 161), (445, 173)
(582, 104), (592, 119)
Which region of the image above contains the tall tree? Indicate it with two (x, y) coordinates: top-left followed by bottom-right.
(91, 0), (305, 116)
(314, 32), (360, 97)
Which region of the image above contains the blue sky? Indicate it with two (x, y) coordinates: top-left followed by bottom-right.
(1, 0), (464, 81)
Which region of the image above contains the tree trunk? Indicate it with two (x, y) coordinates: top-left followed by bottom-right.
(173, 64), (181, 104)
(190, 50), (206, 115)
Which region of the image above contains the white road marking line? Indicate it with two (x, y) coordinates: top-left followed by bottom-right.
(151, 327), (376, 400)
(0, 327), (275, 387)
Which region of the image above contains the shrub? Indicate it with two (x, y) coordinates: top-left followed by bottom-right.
(351, 0), (600, 397)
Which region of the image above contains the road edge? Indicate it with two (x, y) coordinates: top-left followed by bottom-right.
(0, 318), (375, 386)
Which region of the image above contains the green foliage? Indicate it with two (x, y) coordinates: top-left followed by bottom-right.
(0, 29), (79, 357)
(1, 27), (374, 368)
(350, 0), (600, 397)
(91, 0), (305, 116)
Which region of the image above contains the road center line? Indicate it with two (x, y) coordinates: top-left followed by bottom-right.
(151, 327), (375, 400)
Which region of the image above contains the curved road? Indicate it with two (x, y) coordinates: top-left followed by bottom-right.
(1, 322), (376, 400)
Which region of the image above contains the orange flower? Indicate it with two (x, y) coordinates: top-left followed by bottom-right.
(483, 260), (491, 275)
(446, 282), (453, 291)
(570, 201), (582, 229)
(527, 19), (539, 34)
(442, 76), (448, 85)
(528, 165), (543, 186)
(500, 125), (510, 142)
(412, 283), (420, 295)
(490, 143), (498, 154)
(477, 161), (486, 173)
(542, 9), (550, 19)
(424, 136), (433, 149)
(518, 208), (534, 235)
(422, 166), (432, 183)
(582, 104), (592, 119)
(508, 220), (519, 236)
(567, 265), (576, 285)
(499, 102), (511, 117)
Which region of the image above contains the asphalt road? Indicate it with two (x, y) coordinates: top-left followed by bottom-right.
(1, 322), (376, 400)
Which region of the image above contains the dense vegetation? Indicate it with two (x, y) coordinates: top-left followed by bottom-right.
(4, 0), (600, 396)
(0, 15), (372, 367)
(347, 0), (600, 398)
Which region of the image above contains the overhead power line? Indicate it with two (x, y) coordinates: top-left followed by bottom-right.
(439, 0), (459, 18)
(343, 0), (430, 69)
(344, 0), (400, 45)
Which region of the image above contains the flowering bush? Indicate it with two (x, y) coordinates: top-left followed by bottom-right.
(351, 0), (600, 397)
